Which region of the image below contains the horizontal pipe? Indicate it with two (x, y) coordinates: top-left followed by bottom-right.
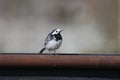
(0, 54), (120, 68)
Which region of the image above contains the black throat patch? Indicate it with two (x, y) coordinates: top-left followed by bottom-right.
(54, 33), (62, 41)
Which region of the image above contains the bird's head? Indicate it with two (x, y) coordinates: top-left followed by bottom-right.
(51, 28), (63, 35)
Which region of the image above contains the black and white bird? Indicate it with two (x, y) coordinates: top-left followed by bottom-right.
(39, 28), (63, 54)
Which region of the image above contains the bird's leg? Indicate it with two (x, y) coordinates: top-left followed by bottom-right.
(48, 50), (51, 55)
(54, 50), (57, 55)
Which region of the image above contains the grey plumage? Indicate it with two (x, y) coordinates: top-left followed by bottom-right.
(39, 28), (63, 54)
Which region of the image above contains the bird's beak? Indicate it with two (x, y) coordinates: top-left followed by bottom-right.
(60, 30), (63, 32)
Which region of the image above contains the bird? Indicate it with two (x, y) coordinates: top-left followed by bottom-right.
(39, 28), (63, 54)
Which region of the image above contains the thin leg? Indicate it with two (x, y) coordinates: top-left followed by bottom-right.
(54, 50), (56, 55)
(48, 50), (51, 55)
(49, 50), (50, 54)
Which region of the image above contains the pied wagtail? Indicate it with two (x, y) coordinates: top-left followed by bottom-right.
(39, 28), (63, 54)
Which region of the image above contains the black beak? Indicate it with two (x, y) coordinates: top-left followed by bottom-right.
(60, 30), (63, 32)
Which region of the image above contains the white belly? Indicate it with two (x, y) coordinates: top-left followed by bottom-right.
(46, 40), (62, 51)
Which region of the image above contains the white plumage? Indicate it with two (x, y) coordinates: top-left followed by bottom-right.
(39, 28), (63, 54)
(46, 39), (62, 51)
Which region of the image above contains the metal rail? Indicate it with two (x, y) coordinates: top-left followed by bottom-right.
(0, 54), (120, 68)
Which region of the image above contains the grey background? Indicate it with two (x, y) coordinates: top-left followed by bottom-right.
(0, 0), (119, 53)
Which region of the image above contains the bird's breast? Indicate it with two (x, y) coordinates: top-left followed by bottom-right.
(46, 39), (62, 50)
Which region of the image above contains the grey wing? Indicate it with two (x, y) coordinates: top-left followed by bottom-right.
(44, 33), (53, 45)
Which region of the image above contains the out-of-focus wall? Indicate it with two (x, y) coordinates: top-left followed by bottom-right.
(0, 0), (118, 53)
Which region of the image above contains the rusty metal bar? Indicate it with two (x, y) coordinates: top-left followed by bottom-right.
(0, 54), (120, 68)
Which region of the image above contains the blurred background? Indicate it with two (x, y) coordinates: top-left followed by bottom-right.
(0, 0), (119, 53)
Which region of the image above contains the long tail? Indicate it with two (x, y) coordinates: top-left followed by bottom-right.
(39, 48), (46, 54)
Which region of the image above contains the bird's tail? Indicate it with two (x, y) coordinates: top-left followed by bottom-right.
(39, 48), (46, 54)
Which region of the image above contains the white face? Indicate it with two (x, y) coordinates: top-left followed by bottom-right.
(52, 28), (62, 35)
